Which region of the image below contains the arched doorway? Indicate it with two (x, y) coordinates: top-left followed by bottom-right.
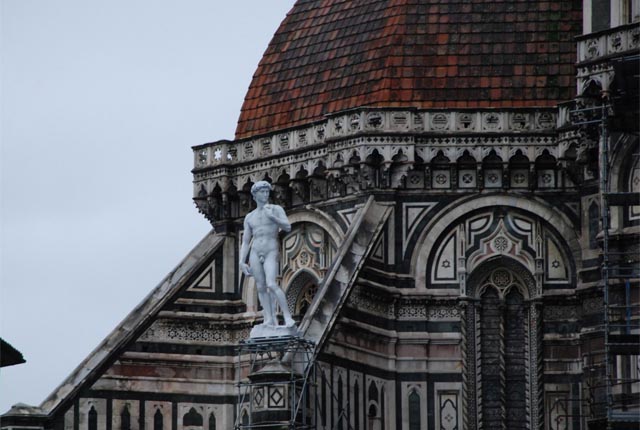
(462, 260), (542, 430)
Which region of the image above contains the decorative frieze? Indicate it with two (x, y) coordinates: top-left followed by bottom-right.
(394, 300), (461, 321)
(428, 306), (460, 320)
(397, 300), (427, 319)
(543, 306), (579, 320)
(346, 286), (394, 318)
(139, 319), (250, 344)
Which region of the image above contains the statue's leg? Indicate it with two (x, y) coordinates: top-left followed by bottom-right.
(264, 254), (295, 327)
(267, 290), (276, 324)
(250, 254), (274, 326)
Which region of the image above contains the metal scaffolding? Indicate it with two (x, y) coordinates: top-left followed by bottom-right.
(567, 94), (640, 429)
(235, 335), (316, 430)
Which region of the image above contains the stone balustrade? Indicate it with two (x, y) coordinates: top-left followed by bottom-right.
(577, 22), (640, 64)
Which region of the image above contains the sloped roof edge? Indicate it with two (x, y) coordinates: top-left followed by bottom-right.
(38, 231), (225, 416)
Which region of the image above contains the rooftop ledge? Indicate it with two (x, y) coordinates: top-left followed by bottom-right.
(189, 107), (588, 227)
(576, 22), (639, 65)
(193, 107), (560, 170)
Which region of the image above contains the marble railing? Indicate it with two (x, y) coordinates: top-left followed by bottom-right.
(193, 108), (558, 171)
(576, 22), (640, 64)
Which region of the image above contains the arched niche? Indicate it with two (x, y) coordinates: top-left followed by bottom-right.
(461, 257), (542, 430)
(280, 221), (339, 287)
(410, 194), (581, 292)
(467, 256), (536, 299)
(425, 207), (574, 295)
(284, 269), (320, 320)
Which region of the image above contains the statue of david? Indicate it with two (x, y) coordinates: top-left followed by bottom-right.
(239, 181), (296, 335)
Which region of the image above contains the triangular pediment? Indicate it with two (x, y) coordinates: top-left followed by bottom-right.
(39, 232), (226, 416)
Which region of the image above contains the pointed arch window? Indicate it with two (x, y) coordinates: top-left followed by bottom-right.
(353, 380), (360, 430)
(337, 375), (344, 430)
(208, 413), (216, 430)
(380, 387), (386, 430)
(408, 390), (421, 430)
(321, 370), (327, 426)
(183, 408), (203, 427)
(297, 283), (318, 318)
(88, 406), (98, 430)
(120, 406), (131, 430)
(368, 381), (378, 404)
(153, 409), (163, 430)
(465, 266), (539, 430)
(367, 381), (380, 430)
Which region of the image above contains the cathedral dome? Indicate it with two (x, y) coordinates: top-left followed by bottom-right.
(235, 0), (582, 139)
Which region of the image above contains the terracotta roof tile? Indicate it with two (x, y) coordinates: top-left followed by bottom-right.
(235, 0), (582, 138)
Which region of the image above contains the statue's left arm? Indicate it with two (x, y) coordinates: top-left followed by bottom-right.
(266, 204), (291, 232)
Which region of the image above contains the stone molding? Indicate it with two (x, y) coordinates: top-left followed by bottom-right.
(193, 108), (559, 170)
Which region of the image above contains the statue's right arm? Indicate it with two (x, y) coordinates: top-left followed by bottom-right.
(239, 217), (252, 276)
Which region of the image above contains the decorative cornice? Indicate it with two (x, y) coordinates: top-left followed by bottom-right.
(191, 108), (575, 225)
(193, 108), (559, 171)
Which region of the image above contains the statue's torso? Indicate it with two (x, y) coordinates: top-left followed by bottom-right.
(246, 207), (280, 254)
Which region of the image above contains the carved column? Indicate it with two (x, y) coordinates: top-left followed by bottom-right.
(534, 221), (544, 297)
(459, 299), (471, 430)
(460, 298), (478, 430)
(498, 301), (507, 430)
(458, 223), (467, 297)
(529, 299), (544, 430)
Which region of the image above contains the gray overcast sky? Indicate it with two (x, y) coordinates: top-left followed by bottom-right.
(0, 0), (295, 412)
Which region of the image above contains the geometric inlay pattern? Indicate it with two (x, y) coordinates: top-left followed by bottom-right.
(268, 386), (285, 408)
(439, 392), (459, 430)
(403, 202), (437, 256)
(253, 387), (264, 408)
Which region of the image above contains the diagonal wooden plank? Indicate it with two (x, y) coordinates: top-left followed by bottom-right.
(298, 196), (392, 353)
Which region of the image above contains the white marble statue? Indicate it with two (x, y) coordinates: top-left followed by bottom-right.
(240, 181), (296, 337)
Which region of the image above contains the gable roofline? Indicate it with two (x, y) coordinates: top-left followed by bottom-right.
(38, 231), (225, 417)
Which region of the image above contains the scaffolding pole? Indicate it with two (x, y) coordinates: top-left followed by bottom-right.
(597, 105), (614, 428)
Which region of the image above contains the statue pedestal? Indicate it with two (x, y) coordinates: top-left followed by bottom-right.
(235, 336), (316, 429)
(250, 323), (299, 339)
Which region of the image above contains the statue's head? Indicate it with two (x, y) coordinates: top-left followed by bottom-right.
(250, 180), (272, 197)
